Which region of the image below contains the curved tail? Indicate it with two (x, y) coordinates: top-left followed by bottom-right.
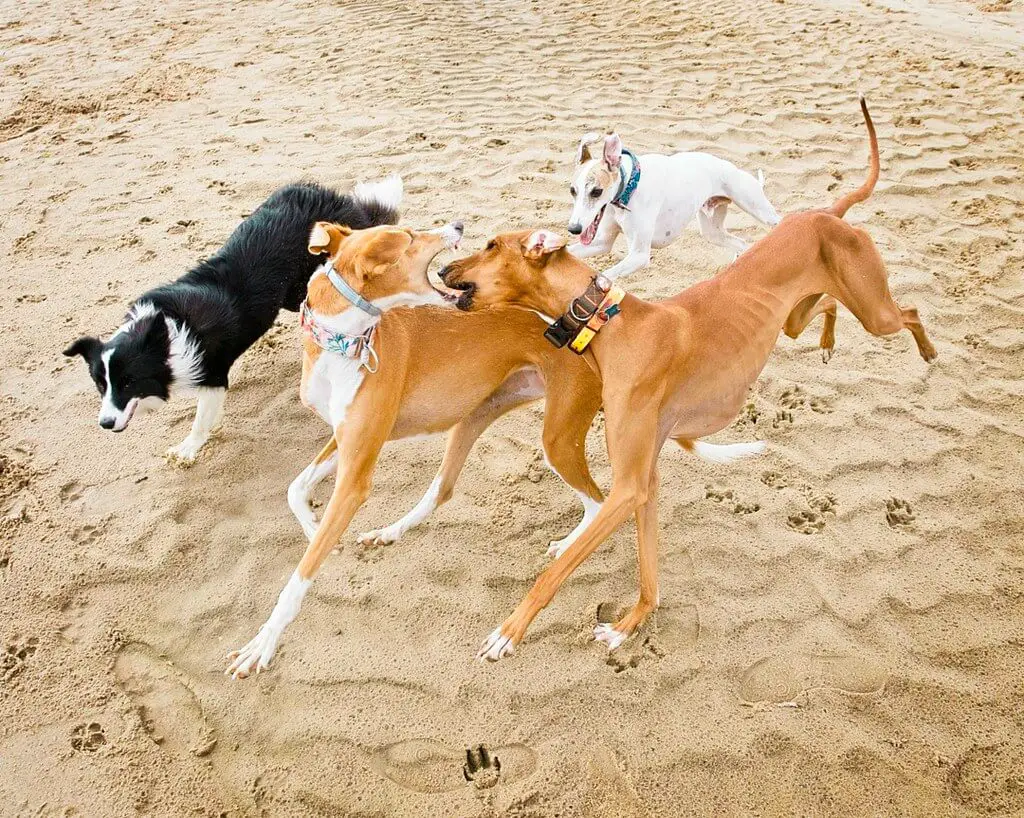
(829, 95), (879, 219)
(678, 439), (766, 464)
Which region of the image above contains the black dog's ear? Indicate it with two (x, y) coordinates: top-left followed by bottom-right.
(136, 313), (169, 347)
(63, 336), (101, 361)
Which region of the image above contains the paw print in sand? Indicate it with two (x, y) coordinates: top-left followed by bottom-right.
(886, 497), (915, 529)
(71, 722), (107, 752)
(463, 745), (502, 789)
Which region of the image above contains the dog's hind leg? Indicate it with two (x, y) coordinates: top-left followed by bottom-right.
(783, 293), (838, 362)
(826, 230), (937, 363)
(288, 437), (339, 541)
(697, 203), (749, 257)
(357, 369), (545, 547)
(541, 374), (604, 559)
(727, 167), (782, 227)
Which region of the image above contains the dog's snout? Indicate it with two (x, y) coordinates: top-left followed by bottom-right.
(567, 222), (583, 235)
(99, 417), (116, 430)
(452, 220), (464, 235)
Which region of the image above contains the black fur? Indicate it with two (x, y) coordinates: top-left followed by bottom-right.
(64, 182), (399, 415)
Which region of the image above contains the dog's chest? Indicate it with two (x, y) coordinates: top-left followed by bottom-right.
(302, 353), (366, 427)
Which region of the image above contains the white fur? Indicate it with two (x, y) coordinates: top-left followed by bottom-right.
(166, 318), (204, 391)
(594, 623), (628, 650)
(165, 386), (225, 465)
(357, 474), (442, 546)
(353, 174), (404, 212)
(568, 144), (782, 278)
(288, 451), (340, 540)
(690, 439), (766, 464)
(226, 570), (311, 678)
(547, 492), (602, 559)
(478, 627), (515, 662)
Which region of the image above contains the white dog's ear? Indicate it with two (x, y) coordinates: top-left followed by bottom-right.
(603, 133), (622, 169)
(575, 132), (602, 165)
(308, 221), (352, 256)
(523, 229), (566, 260)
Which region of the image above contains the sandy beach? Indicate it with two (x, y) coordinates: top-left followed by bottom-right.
(2, 0), (1023, 814)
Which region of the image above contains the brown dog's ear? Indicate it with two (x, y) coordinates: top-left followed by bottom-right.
(522, 230), (566, 261)
(308, 222), (352, 256)
(359, 229), (413, 275)
(575, 132), (602, 165)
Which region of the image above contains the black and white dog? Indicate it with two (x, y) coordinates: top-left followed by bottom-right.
(63, 176), (403, 464)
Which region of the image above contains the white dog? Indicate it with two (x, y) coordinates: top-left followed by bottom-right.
(567, 132), (781, 278)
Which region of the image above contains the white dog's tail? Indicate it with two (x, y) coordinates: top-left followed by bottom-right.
(353, 174), (404, 221)
(679, 439), (766, 464)
(757, 169), (766, 188)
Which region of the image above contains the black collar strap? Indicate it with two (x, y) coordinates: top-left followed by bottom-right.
(543, 275), (613, 350)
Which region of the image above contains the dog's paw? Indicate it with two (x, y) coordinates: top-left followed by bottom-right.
(164, 439), (203, 467)
(225, 627), (280, 679)
(822, 345), (835, 363)
(546, 538), (571, 559)
(357, 526), (401, 548)
(477, 627), (516, 662)
(593, 623), (629, 651)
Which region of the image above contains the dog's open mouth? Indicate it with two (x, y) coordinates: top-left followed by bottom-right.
(434, 280), (475, 310)
(579, 206), (605, 246)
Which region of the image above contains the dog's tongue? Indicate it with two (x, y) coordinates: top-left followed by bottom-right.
(580, 209), (603, 246)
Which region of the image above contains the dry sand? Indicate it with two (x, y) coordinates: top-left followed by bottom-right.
(2, 0), (1023, 815)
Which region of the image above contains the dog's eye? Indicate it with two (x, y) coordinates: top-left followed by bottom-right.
(570, 186), (577, 197)
(590, 188), (603, 198)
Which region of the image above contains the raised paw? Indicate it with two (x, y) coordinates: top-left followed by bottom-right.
(225, 627), (281, 680)
(477, 627), (516, 662)
(594, 623), (629, 651)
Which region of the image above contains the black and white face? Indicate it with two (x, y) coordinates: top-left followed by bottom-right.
(64, 309), (173, 432)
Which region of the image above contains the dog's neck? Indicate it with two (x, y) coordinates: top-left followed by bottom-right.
(117, 302), (203, 392)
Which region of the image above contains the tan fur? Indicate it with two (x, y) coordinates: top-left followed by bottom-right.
(441, 103), (937, 655)
(252, 224), (604, 671)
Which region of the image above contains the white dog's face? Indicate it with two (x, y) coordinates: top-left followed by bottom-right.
(567, 132), (622, 246)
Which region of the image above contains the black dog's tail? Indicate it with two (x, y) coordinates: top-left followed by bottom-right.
(352, 174), (403, 225)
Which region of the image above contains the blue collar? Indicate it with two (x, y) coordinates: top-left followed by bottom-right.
(325, 263), (382, 317)
(613, 149), (641, 209)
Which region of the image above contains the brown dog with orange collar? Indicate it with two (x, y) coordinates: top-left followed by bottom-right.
(438, 96), (937, 661)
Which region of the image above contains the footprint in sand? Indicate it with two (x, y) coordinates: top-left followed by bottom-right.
(739, 653), (887, 704)
(114, 643), (215, 756)
(705, 484), (760, 515)
(595, 602), (700, 675)
(71, 722), (107, 752)
(885, 497), (916, 529)
(372, 739), (536, 794)
(951, 742), (1024, 815)
(2, 636), (39, 682)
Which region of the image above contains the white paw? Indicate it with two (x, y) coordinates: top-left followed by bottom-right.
(594, 623), (628, 651)
(477, 627), (515, 662)
(356, 525), (401, 547)
(165, 438), (204, 466)
(821, 347), (834, 364)
(225, 626), (281, 679)
(546, 538), (570, 559)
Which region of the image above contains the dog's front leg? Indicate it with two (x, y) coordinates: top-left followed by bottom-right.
(600, 227), (652, 279)
(165, 386), (226, 466)
(227, 414), (389, 678)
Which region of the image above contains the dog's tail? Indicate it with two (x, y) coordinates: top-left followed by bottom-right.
(678, 439), (766, 464)
(829, 94), (879, 219)
(757, 168), (765, 188)
(353, 174), (403, 225)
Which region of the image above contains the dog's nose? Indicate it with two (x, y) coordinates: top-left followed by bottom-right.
(439, 265), (451, 282)
(452, 221), (464, 235)
(567, 222), (583, 235)
(99, 417), (115, 430)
